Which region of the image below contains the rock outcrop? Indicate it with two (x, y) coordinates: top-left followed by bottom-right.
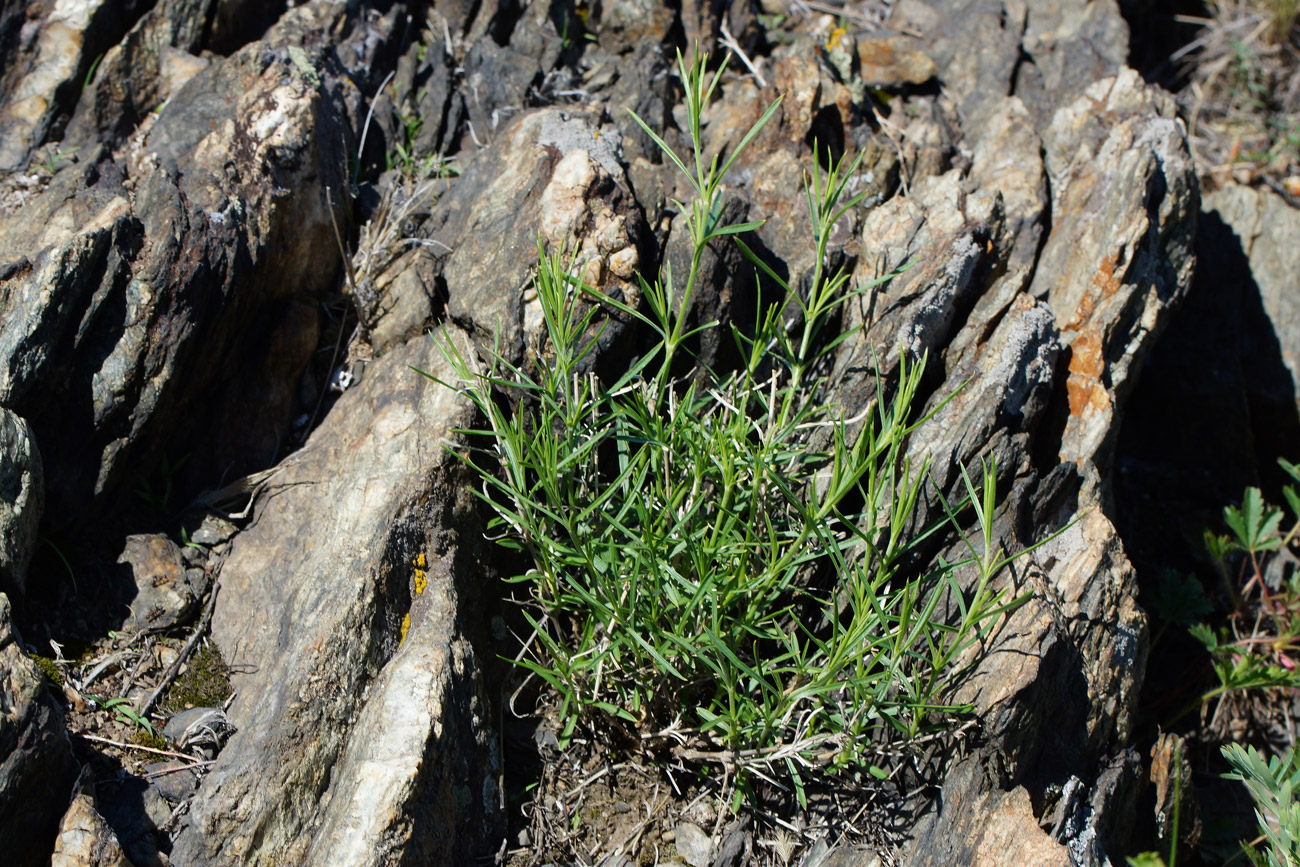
(0, 593), (80, 866)
(0, 407), (42, 602)
(171, 329), (501, 865)
(0, 0), (1273, 862)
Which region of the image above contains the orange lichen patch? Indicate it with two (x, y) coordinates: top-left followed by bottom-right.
(1093, 250), (1123, 296)
(1065, 252), (1123, 331)
(1066, 330), (1111, 418)
(1066, 250), (1128, 332)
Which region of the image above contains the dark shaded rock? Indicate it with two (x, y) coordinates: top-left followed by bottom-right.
(207, 0), (285, 56)
(174, 329), (501, 865)
(145, 760), (200, 803)
(1203, 184), (1300, 419)
(908, 759), (1072, 865)
(51, 772), (132, 867)
(0, 407), (42, 603)
(404, 37), (468, 161)
(63, 0), (214, 152)
(0, 592), (80, 867)
(0, 0), (151, 171)
(1114, 190), (1300, 587)
(710, 821), (747, 867)
(96, 772), (170, 867)
(461, 39), (544, 150)
(0, 2), (362, 529)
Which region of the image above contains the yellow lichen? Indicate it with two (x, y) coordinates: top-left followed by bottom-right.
(413, 552), (427, 595)
(399, 612), (411, 645)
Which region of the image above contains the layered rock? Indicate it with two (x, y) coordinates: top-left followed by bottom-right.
(0, 593), (80, 866)
(0, 408), (42, 602)
(0, 1), (369, 532)
(171, 329), (501, 865)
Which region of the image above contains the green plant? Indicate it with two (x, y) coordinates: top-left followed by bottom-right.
(82, 53), (104, 91)
(1223, 743), (1300, 866)
(37, 143), (79, 176)
(39, 536), (79, 592)
(1175, 461), (1300, 724)
(135, 452), (191, 514)
(434, 48), (1036, 798)
(90, 695), (156, 737)
(383, 87), (461, 181)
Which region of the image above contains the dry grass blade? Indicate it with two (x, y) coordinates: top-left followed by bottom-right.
(345, 176), (452, 329)
(1174, 0), (1300, 188)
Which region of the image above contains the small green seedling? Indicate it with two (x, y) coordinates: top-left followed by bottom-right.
(91, 695), (156, 737)
(1223, 743), (1300, 867)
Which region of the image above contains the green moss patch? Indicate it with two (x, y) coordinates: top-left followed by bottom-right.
(164, 643), (232, 712)
(29, 654), (63, 685)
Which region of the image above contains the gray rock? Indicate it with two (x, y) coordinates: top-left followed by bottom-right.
(0, 592), (80, 867)
(0, 2), (1213, 864)
(1029, 68), (1196, 474)
(188, 514), (238, 547)
(0, 407), (42, 603)
(51, 785), (132, 867)
(162, 706), (232, 752)
(908, 759), (1072, 866)
(173, 328), (501, 865)
(117, 533), (205, 632)
(424, 108), (647, 364)
(1203, 184), (1300, 405)
(710, 821), (747, 867)
(368, 250), (439, 356)
(0, 0), (149, 171)
(900, 0), (1127, 135)
(805, 842), (883, 867)
(0, 1), (368, 529)
(673, 821), (712, 867)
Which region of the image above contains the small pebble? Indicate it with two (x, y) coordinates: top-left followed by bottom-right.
(673, 821), (711, 867)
